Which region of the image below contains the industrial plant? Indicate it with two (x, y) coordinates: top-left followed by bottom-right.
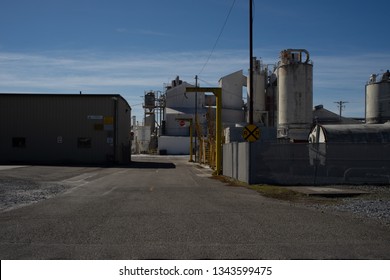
(133, 49), (390, 185)
(1, 47), (389, 185)
(134, 49), (317, 153)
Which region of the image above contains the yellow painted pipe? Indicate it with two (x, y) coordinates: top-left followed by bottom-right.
(186, 87), (222, 174)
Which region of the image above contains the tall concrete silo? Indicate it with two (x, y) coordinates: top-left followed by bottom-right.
(247, 58), (267, 124)
(365, 70), (390, 124)
(277, 49), (313, 141)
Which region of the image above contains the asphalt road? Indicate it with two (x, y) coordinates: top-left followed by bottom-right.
(0, 155), (389, 259)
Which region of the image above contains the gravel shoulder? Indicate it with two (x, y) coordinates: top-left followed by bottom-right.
(305, 185), (390, 227)
(0, 177), (71, 212)
(0, 165), (92, 212)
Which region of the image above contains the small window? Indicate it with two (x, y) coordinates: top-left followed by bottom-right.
(77, 137), (92, 148)
(12, 137), (26, 148)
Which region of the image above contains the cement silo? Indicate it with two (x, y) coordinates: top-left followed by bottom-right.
(277, 49), (313, 141)
(247, 58), (267, 124)
(365, 70), (390, 124)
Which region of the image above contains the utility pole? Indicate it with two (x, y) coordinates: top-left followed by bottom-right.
(334, 100), (349, 118)
(194, 75), (198, 162)
(249, 0), (254, 124)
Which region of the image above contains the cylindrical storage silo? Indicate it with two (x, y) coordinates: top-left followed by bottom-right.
(247, 58), (267, 124)
(144, 91), (155, 109)
(365, 71), (390, 124)
(144, 113), (155, 132)
(144, 91), (156, 109)
(277, 49), (313, 141)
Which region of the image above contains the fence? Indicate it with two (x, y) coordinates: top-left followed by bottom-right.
(223, 142), (390, 185)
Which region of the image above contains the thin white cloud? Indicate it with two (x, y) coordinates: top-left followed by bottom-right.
(313, 52), (390, 116)
(0, 49), (248, 91)
(1, 49), (389, 118)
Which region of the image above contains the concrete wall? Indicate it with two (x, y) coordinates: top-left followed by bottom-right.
(223, 142), (390, 185)
(224, 126), (277, 144)
(158, 136), (191, 155)
(164, 108), (194, 137)
(222, 108), (245, 124)
(0, 94), (131, 164)
(223, 142), (249, 183)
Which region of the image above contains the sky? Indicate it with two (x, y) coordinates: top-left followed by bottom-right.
(1, 0), (389, 121)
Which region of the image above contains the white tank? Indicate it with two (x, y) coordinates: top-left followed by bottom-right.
(365, 70), (390, 124)
(277, 49), (313, 140)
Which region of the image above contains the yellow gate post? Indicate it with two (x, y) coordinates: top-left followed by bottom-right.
(185, 87), (222, 175)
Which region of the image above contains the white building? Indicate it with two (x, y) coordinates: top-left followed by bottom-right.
(159, 74), (247, 154)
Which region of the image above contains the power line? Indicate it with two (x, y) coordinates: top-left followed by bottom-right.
(197, 77), (214, 86)
(198, 0), (237, 75)
(197, 77), (242, 98)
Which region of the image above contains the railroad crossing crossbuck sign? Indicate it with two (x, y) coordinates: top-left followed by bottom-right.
(242, 124), (260, 142)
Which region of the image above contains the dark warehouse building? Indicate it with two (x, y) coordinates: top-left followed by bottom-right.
(0, 93), (131, 164)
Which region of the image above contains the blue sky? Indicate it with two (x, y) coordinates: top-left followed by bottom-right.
(1, 0), (389, 121)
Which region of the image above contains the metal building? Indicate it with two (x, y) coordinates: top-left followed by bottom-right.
(313, 104), (361, 125)
(0, 93), (131, 164)
(308, 123), (390, 143)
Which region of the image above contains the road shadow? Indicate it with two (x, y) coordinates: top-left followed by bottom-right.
(129, 161), (176, 169)
(0, 158), (176, 170)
